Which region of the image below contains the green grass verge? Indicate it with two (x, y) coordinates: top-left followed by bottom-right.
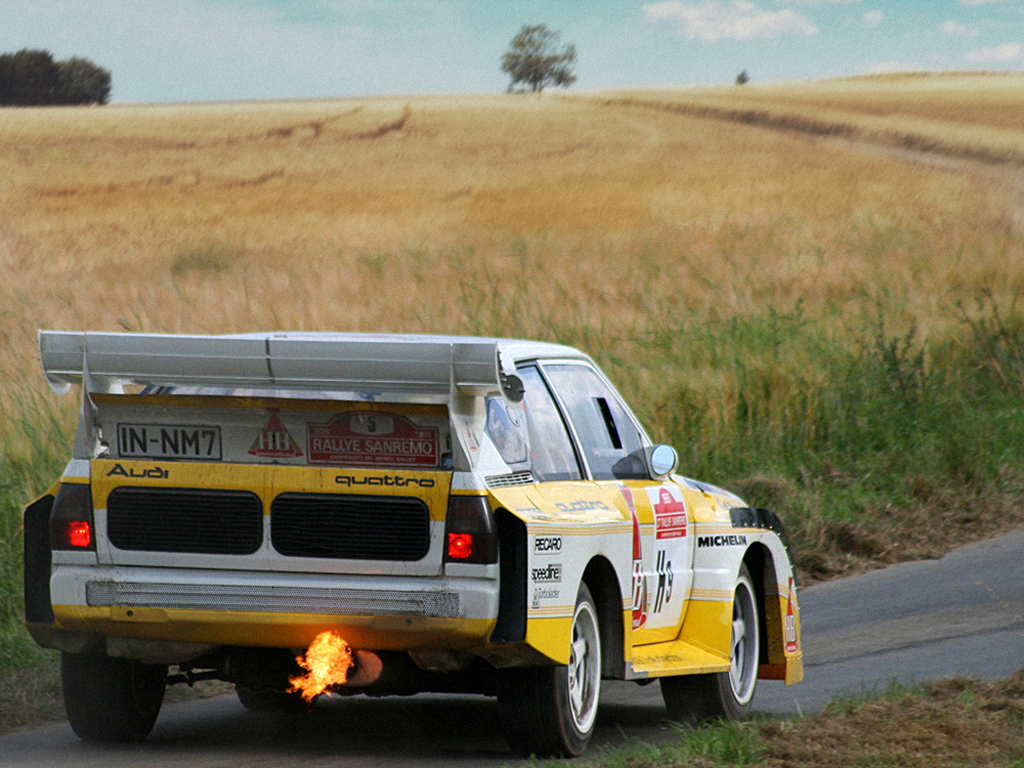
(565, 672), (1024, 768)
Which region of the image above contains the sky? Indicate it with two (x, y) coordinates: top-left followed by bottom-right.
(3, 0), (1024, 103)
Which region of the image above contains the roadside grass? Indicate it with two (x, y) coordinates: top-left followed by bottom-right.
(566, 671), (1024, 768)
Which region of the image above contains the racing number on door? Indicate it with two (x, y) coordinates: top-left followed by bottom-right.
(641, 484), (693, 632)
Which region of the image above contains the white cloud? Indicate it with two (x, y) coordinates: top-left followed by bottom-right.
(779, 0), (857, 4)
(863, 10), (884, 26)
(643, 1), (818, 42)
(965, 42), (1023, 62)
(941, 20), (980, 38)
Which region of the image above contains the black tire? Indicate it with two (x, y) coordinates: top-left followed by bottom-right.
(61, 652), (167, 742)
(497, 583), (602, 758)
(235, 684), (310, 713)
(661, 564), (760, 723)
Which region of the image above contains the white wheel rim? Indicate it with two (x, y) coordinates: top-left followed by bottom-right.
(729, 579), (758, 706)
(567, 599), (601, 734)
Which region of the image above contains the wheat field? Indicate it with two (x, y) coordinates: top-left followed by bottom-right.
(2, 74), (1024, 581)
(2, 75), (1021, 381)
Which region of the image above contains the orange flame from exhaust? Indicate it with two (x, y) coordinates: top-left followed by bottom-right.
(287, 631), (355, 702)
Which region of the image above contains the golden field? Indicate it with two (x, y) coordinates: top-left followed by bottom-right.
(0, 72), (1022, 489)
(2, 72), (1022, 388)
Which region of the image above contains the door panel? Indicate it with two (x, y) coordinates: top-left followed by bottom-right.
(606, 480), (694, 645)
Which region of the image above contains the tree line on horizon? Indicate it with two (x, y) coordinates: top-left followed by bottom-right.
(0, 48), (111, 106)
(500, 24), (750, 93)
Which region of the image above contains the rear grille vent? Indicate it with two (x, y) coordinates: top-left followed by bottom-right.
(271, 493), (430, 561)
(107, 487), (263, 555)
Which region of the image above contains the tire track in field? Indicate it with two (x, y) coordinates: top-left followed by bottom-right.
(32, 105), (413, 200)
(581, 95), (1024, 168)
(576, 93), (1024, 227)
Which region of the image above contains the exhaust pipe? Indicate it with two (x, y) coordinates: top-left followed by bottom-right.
(341, 649), (383, 687)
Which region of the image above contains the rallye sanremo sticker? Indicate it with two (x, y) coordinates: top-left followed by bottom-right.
(307, 412), (439, 468)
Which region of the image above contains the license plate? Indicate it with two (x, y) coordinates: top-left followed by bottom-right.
(117, 424), (222, 460)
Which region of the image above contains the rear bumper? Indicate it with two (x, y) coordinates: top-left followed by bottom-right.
(42, 565), (499, 655)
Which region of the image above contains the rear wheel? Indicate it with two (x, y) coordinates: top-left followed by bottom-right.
(661, 564), (759, 723)
(61, 652), (167, 741)
(498, 583), (602, 757)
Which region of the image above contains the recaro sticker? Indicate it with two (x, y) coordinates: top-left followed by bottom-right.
(533, 535), (562, 554)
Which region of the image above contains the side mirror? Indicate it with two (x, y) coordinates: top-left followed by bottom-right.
(647, 444), (678, 479)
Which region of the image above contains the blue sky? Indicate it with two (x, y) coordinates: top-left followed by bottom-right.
(3, 0), (1024, 103)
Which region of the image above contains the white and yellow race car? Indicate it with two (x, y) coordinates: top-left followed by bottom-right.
(24, 330), (802, 757)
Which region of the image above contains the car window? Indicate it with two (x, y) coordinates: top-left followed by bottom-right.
(542, 363), (647, 481)
(485, 396), (529, 467)
(517, 366), (582, 482)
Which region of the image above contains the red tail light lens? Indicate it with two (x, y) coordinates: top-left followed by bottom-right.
(444, 496), (497, 565)
(50, 483), (96, 551)
(447, 532), (474, 559)
(67, 521), (92, 549)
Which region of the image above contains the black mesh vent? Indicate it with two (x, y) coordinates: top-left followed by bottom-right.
(107, 487), (263, 555)
(271, 493), (430, 561)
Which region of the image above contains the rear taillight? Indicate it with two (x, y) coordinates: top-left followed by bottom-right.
(444, 496), (497, 564)
(50, 483), (96, 551)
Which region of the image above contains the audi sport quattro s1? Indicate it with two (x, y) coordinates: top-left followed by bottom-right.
(24, 330), (802, 757)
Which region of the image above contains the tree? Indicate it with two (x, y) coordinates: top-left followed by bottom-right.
(501, 25), (577, 93)
(0, 49), (59, 105)
(0, 49), (111, 106)
(735, 70), (750, 86)
(55, 57), (112, 105)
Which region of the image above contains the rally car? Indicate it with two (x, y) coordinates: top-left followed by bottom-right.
(24, 330), (802, 757)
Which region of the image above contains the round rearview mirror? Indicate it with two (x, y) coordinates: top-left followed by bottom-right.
(649, 444), (678, 478)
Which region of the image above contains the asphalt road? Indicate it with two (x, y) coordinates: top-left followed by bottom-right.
(3, 527), (1022, 768)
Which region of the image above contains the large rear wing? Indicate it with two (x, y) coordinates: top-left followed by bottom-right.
(39, 331), (505, 398)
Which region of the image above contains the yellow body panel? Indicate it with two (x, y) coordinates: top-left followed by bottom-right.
(90, 459), (453, 521)
(631, 639), (730, 677)
(524, 616), (575, 665)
